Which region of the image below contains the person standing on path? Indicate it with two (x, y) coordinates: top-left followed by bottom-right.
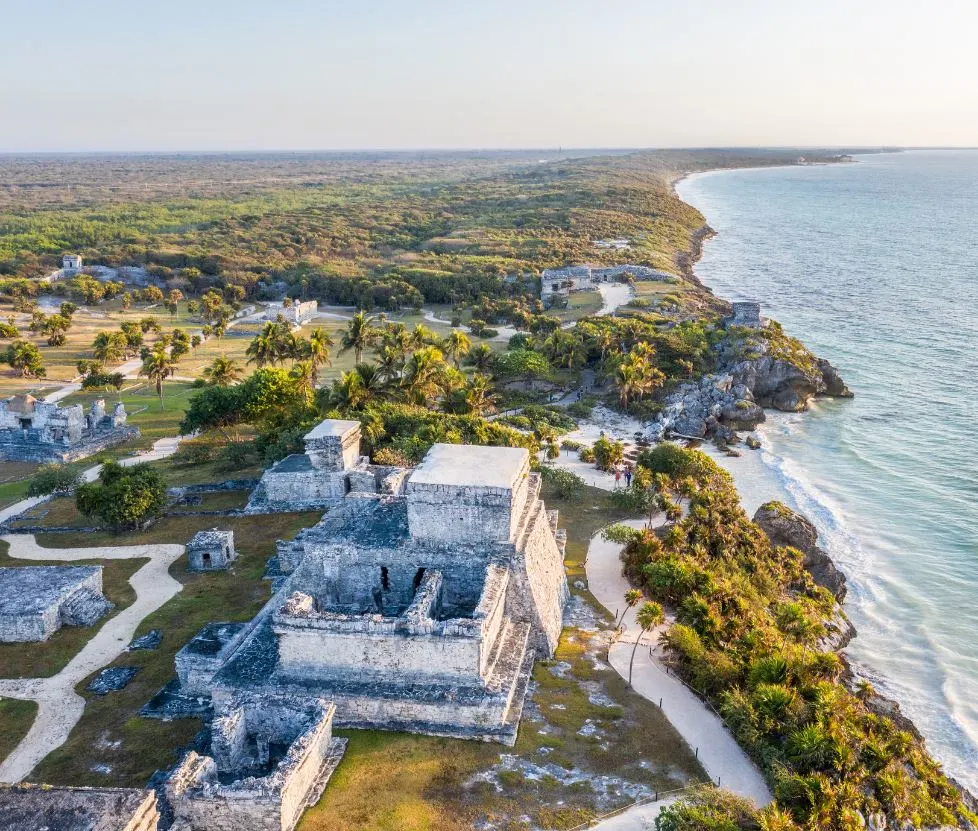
(614, 467), (622, 488)
(625, 465), (633, 488)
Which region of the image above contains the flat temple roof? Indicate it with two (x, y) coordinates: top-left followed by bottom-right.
(304, 418), (361, 441)
(408, 443), (528, 490)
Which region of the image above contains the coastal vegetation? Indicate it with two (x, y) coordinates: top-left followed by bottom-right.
(614, 446), (976, 831)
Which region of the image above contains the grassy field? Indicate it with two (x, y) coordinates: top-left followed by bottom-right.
(0, 699), (38, 764)
(25, 509), (321, 786)
(548, 290), (604, 324)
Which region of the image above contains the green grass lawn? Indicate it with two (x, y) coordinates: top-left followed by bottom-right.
(0, 699), (38, 764)
(548, 290), (603, 323)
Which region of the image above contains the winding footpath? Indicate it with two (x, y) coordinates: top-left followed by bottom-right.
(586, 522), (772, 807)
(0, 535), (185, 784)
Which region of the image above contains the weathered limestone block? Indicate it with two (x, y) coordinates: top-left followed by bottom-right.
(0, 784), (160, 831)
(187, 529), (236, 571)
(0, 565), (112, 642)
(176, 623), (249, 695)
(406, 444), (530, 544)
(304, 419), (361, 472)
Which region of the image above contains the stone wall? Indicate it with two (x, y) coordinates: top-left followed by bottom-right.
(505, 498), (568, 656)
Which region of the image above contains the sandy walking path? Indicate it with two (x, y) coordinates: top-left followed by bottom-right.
(585, 521), (772, 806)
(0, 534), (185, 783)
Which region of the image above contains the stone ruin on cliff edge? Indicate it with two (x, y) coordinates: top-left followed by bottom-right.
(0, 394), (138, 463)
(148, 418), (569, 829)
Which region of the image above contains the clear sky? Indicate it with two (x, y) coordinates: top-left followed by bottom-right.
(3, 0), (977, 152)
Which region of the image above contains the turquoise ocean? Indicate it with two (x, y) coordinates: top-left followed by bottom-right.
(677, 150), (978, 791)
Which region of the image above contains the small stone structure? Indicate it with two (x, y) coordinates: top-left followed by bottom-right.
(161, 421), (569, 748)
(0, 565), (113, 642)
(540, 263), (669, 307)
(0, 394), (137, 463)
(175, 622), (250, 696)
(246, 419), (405, 513)
(265, 300), (318, 325)
(0, 783), (160, 831)
(187, 529), (237, 571)
(165, 693), (346, 831)
(62, 253), (83, 273)
(727, 301), (762, 328)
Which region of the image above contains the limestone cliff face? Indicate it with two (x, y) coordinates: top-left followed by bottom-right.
(728, 355), (851, 412)
(753, 501), (848, 602)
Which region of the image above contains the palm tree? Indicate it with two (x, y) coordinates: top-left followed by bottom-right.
(92, 330), (127, 366)
(465, 343), (495, 374)
(352, 362), (386, 402)
(341, 312), (377, 364)
(375, 344), (405, 384)
(290, 359), (317, 396)
(464, 374), (499, 416)
(139, 345), (177, 409)
(616, 589), (643, 628)
(202, 355), (244, 386)
(245, 330), (277, 367)
(305, 327), (334, 375)
(328, 370), (368, 410)
(402, 345), (447, 406)
(409, 324), (436, 350)
(443, 330), (472, 369)
(629, 601), (664, 686)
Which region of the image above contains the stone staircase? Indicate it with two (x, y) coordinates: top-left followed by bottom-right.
(60, 587), (114, 627)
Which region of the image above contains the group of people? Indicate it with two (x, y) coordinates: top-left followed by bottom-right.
(613, 463), (633, 489)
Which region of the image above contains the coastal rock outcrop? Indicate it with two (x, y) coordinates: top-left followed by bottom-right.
(753, 501), (848, 602)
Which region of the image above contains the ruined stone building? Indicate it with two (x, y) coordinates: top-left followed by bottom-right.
(165, 694), (346, 831)
(727, 301), (763, 329)
(264, 299), (318, 325)
(186, 529), (236, 571)
(0, 395), (137, 462)
(164, 419), (569, 749)
(0, 565), (113, 642)
(62, 253), (83, 273)
(0, 783), (160, 831)
(540, 263), (669, 306)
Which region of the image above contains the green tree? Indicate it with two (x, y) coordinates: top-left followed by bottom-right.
(629, 601), (664, 686)
(202, 355), (244, 386)
(139, 344), (177, 408)
(27, 463), (82, 497)
(92, 330), (127, 365)
(5, 340), (45, 377)
(341, 311), (378, 364)
(76, 461), (167, 532)
(442, 329), (472, 368)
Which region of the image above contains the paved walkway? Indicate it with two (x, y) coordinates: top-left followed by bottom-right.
(0, 534), (185, 783)
(585, 521), (772, 807)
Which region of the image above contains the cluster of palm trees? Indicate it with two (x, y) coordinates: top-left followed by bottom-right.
(327, 312), (497, 415)
(211, 312), (500, 416)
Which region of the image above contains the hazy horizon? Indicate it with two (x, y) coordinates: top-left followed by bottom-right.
(4, 0), (978, 153)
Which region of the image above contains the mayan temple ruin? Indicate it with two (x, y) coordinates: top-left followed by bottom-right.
(0, 394), (138, 462)
(121, 419), (569, 829)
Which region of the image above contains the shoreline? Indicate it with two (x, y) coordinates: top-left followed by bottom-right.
(668, 160), (977, 803)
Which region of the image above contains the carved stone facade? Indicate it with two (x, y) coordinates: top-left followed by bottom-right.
(727, 301), (762, 328)
(265, 300), (318, 325)
(245, 419), (404, 513)
(0, 565), (113, 642)
(0, 394), (137, 463)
